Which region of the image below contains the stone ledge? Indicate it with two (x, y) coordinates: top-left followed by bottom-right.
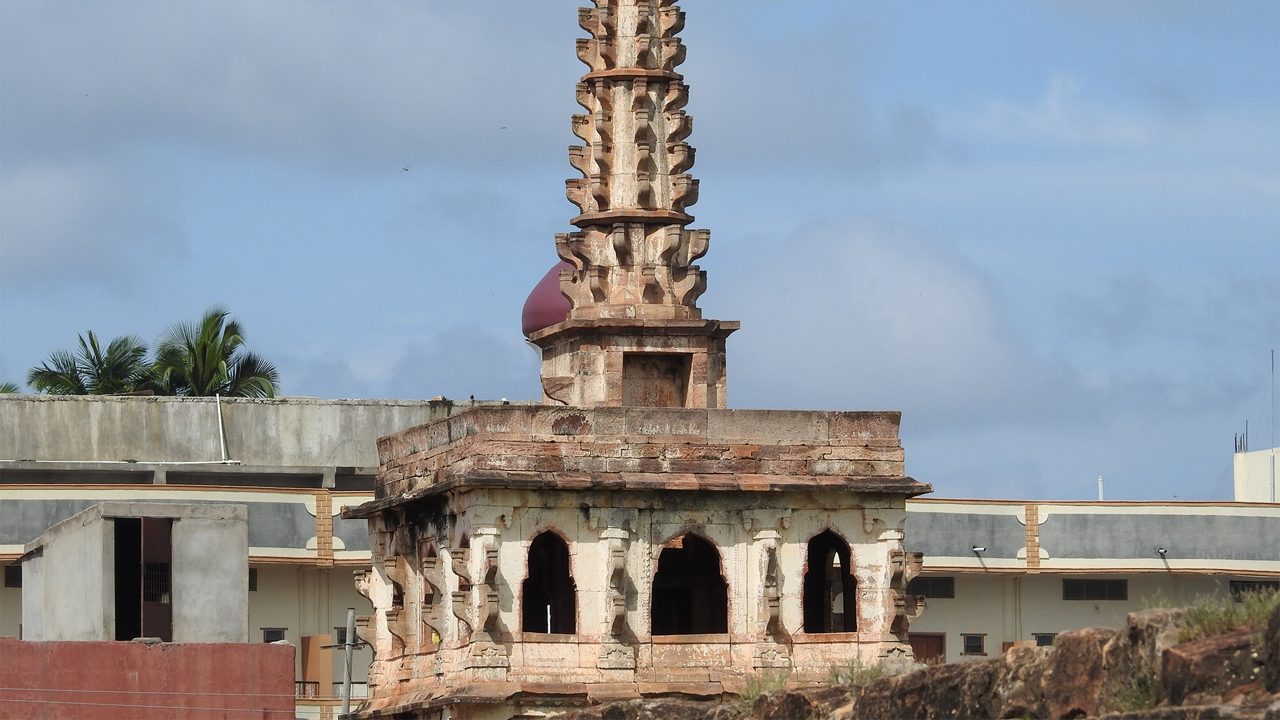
(344, 471), (928, 518)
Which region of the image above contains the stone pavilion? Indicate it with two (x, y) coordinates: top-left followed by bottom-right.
(344, 2), (930, 717)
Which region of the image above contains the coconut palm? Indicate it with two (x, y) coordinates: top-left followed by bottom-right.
(0, 382), (21, 393)
(26, 332), (152, 395)
(151, 306), (280, 398)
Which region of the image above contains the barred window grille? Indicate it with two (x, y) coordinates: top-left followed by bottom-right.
(143, 561), (171, 603)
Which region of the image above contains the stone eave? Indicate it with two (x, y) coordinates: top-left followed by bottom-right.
(526, 317), (739, 344)
(342, 470), (931, 519)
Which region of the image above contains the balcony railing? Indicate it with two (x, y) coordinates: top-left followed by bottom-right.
(295, 680), (319, 698)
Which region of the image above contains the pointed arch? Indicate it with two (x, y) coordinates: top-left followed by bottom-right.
(522, 530), (577, 634)
(651, 533), (728, 636)
(803, 529), (857, 633)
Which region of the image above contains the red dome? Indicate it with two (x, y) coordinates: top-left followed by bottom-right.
(522, 262), (573, 337)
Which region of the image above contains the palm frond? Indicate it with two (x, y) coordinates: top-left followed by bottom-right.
(27, 349), (89, 395)
(226, 351), (280, 398)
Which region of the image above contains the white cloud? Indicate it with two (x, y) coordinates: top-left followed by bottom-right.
(0, 1), (573, 172)
(976, 74), (1149, 148)
(722, 220), (1087, 428)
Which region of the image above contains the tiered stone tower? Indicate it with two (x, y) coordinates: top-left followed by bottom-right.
(529, 0), (737, 409)
(346, 4), (929, 718)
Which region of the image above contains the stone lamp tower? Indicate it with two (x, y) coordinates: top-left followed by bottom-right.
(345, 3), (930, 719)
(526, 0), (736, 410)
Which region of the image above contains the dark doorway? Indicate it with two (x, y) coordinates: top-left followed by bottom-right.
(802, 530), (857, 633)
(521, 532), (576, 634)
(622, 353), (689, 407)
(651, 534), (728, 635)
(114, 517), (172, 641)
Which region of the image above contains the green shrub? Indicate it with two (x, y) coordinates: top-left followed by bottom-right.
(1176, 587), (1278, 644)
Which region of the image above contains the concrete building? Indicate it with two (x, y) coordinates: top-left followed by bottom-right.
(21, 501), (247, 643)
(902, 498), (1280, 664)
(0, 393), (509, 716)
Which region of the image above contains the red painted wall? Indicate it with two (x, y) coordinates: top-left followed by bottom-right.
(0, 639), (294, 719)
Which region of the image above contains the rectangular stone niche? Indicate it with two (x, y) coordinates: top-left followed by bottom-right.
(623, 353), (691, 408)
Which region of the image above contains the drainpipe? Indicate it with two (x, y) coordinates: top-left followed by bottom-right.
(215, 393), (229, 462)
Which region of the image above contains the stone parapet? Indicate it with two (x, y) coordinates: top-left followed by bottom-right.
(348, 406), (925, 512)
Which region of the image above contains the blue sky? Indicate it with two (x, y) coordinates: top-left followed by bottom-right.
(2, 1), (1277, 501)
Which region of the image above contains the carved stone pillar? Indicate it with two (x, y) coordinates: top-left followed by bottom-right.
(864, 506), (919, 660)
(592, 508), (637, 669)
(744, 510), (791, 669)
(465, 516), (509, 670)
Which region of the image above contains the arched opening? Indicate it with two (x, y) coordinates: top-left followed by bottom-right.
(651, 533), (728, 636)
(521, 531), (576, 634)
(803, 530), (857, 633)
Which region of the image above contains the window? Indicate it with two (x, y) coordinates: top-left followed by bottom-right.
(249, 568), (258, 592)
(522, 532), (576, 634)
(802, 530), (857, 633)
(961, 634), (986, 656)
(3, 565), (20, 588)
(1063, 579), (1127, 601)
(651, 533), (728, 636)
(907, 576), (955, 599)
(263, 628), (287, 643)
(1033, 633), (1056, 647)
(1229, 580), (1279, 601)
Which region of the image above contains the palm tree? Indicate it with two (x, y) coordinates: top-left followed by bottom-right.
(26, 332), (151, 395)
(152, 306), (280, 398)
(0, 382), (21, 393)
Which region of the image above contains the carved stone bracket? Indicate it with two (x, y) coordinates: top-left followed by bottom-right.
(479, 546), (502, 638)
(420, 552), (445, 652)
(886, 549), (926, 641)
(449, 548), (473, 640)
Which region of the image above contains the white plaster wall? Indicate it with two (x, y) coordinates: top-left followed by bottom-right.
(249, 564), (373, 688)
(907, 573), (1233, 663)
(1235, 447), (1279, 502)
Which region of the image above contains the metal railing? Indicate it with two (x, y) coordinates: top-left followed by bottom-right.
(295, 680), (319, 699)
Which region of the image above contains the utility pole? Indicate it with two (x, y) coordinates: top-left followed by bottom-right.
(341, 607), (356, 717)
